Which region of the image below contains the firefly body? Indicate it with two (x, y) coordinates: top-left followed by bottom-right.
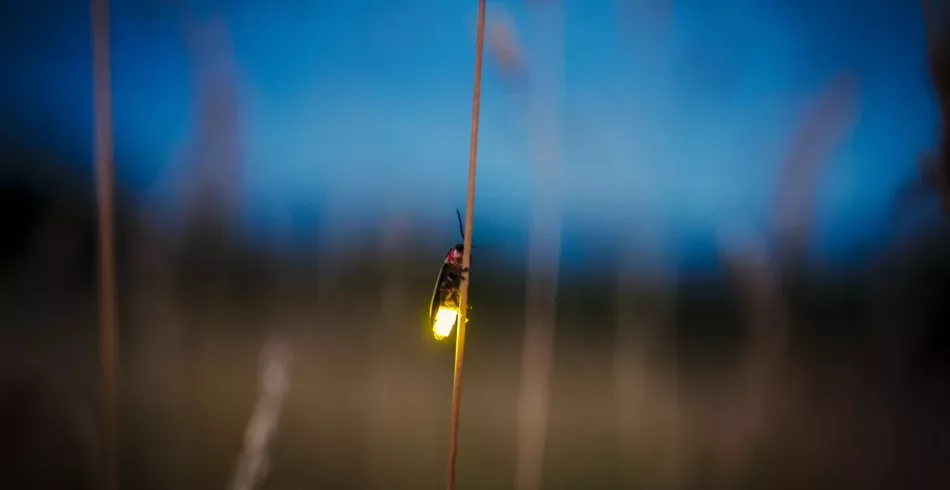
(428, 210), (478, 340)
(429, 244), (469, 340)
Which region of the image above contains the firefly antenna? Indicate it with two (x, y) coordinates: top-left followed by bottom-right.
(455, 209), (487, 251)
(457, 209), (485, 250)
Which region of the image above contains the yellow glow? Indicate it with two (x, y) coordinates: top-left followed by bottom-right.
(432, 306), (459, 340)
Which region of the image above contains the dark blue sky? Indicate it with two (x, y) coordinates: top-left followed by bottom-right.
(0, 0), (941, 270)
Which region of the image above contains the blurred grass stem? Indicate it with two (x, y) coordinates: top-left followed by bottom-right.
(91, 0), (119, 488)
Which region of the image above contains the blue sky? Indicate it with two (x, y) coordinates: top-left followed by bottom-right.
(0, 0), (941, 270)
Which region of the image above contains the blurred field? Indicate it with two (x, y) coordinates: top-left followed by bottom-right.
(2, 173), (949, 489)
(4, 2), (950, 487)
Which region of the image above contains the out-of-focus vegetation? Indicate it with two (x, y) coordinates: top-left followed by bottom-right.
(907, 0), (950, 213)
(2, 141), (948, 489)
(4, 2), (950, 488)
